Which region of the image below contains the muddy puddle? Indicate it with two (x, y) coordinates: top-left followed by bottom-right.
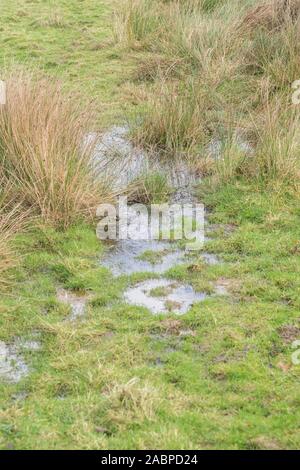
(97, 126), (227, 315)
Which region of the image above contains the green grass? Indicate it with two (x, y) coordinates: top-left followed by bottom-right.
(0, 0), (136, 125)
(1, 184), (300, 449)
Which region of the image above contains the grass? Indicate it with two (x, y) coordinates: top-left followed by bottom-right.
(116, 0), (300, 185)
(0, 68), (114, 228)
(130, 171), (171, 204)
(1, 185), (300, 449)
(0, 207), (22, 290)
(1, 0), (300, 451)
(0, 0), (136, 125)
(138, 249), (171, 265)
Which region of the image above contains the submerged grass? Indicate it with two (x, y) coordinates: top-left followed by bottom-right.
(1, 185), (300, 449)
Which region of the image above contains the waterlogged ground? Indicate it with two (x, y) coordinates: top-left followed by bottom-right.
(98, 126), (215, 314)
(1, 127), (300, 449)
(124, 279), (207, 315)
(1, 0), (300, 451)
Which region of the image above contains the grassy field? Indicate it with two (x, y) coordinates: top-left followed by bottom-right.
(0, 0), (135, 125)
(1, 185), (300, 449)
(0, 0), (300, 450)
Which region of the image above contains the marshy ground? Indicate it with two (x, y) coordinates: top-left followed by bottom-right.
(0, 0), (300, 450)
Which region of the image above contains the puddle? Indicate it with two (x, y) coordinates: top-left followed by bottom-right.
(124, 279), (206, 315)
(101, 180), (201, 276)
(92, 126), (150, 190)
(97, 127), (224, 312)
(0, 341), (29, 383)
(57, 288), (88, 321)
(0, 333), (42, 384)
(102, 240), (186, 277)
(14, 333), (42, 352)
(202, 253), (220, 265)
(12, 391), (28, 401)
(207, 134), (254, 161)
(93, 125), (198, 195)
(97, 127), (205, 277)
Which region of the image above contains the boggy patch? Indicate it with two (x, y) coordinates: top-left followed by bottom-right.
(0, 341), (29, 384)
(0, 335), (41, 384)
(124, 279), (206, 315)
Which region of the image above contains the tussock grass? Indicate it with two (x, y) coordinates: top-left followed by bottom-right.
(115, 0), (300, 186)
(104, 378), (160, 424)
(129, 171), (171, 203)
(251, 97), (300, 181)
(113, 0), (163, 49)
(0, 179), (28, 289)
(240, 0), (300, 32)
(133, 78), (215, 153)
(0, 68), (113, 228)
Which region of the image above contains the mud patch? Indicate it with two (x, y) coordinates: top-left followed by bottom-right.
(124, 279), (206, 315)
(159, 319), (196, 337)
(207, 223), (237, 237)
(249, 436), (282, 450)
(214, 278), (240, 296)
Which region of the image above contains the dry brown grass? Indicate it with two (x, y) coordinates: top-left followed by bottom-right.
(250, 96), (300, 181)
(0, 178), (28, 289)
(104, 378), (160, 425)
(240, 0), (300, 32)
(0, 68), (113, 228)
(36, 11), (67, 28)
(132, 54), (184, 82)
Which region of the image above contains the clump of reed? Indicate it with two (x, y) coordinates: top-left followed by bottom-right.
(0, 68), (113, 229)
(0, 67), (116, 288)
(114, 0), (300, 186)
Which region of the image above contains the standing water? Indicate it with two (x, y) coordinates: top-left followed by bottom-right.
(96, 126), (220, 314)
